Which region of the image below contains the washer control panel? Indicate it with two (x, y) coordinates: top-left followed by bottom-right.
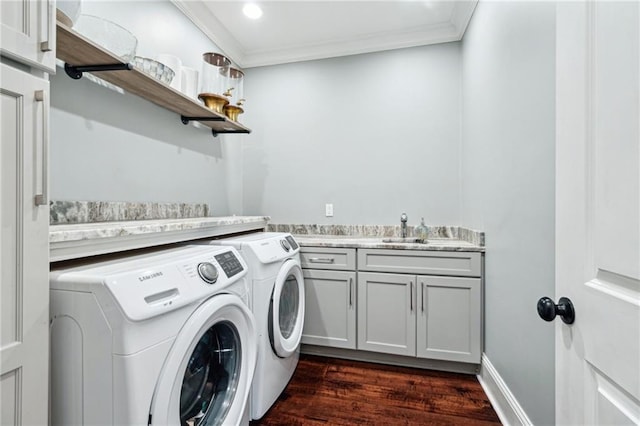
(214, 251), (244, 278)
(280, 239), (291, 252)
(285, 235), (299, 250)
(197, 262), (219, 284)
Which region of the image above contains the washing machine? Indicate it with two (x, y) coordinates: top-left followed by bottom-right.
(204, 232), (305, 420)
(49, 244), (258, 426)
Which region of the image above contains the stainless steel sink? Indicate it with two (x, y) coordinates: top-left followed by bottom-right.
(381, 237), (426, 244)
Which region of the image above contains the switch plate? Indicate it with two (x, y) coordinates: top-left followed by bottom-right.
(325, 203), (334, 217)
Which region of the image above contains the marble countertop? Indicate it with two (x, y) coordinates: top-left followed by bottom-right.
(294, 235), (484, 252)
(50, 216), (270, 262)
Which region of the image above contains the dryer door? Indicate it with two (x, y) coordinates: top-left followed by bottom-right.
(149, 294), (257, 426)
(269, 259), (305, 358)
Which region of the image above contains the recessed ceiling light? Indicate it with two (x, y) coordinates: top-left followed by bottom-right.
(243, 3), (263, 20)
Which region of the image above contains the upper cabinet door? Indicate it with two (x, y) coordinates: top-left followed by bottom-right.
(1, 0), (56, 72)
(1, 63), (50, 426)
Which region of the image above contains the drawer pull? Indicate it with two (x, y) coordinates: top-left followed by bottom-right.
(308, 257), (335, 263)
(410, 281), (414, 311)
(34, 90), (48, 206)
(40, 0), (54, 51)
(349, 277), (353, 307)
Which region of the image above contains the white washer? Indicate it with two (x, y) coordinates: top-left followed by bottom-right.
(204, 232), (305, 420)
(49, 245), (258, 426)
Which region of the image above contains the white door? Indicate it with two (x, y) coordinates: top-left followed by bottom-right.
(1, 64), (50, 426)
(269, 259), (305, 358)
(555, 2), (640, 424)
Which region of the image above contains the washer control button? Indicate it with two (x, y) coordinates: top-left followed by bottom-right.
(197, 262), (219, 284)
(280, 239), (291, 252)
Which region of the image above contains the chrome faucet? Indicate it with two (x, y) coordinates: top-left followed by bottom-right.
(400, 213), (408, 238)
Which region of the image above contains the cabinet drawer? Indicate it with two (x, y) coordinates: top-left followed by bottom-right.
(358, 249), (481, 277)
(300, 247), (356, 270)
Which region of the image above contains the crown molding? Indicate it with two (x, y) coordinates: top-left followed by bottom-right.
(172, 0), (478, 69)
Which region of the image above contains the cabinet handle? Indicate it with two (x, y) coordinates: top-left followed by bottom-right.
(34, 90), (48, 206)
(421, 281), (425, 313)
(40, 0), (55, 52)
(410, 281), (414, 311)
(308, 257), (335, 264)
(349, 277), (353, 307)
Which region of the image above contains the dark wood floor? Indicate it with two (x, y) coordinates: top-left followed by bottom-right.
(251, 354), (501, 425)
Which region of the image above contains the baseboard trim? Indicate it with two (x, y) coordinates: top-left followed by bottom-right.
(477, 354), (533, 426)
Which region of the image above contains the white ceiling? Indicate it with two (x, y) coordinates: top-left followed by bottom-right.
(172, 1), (478, 68)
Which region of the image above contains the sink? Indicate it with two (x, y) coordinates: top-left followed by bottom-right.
(381, 237), (426, 244)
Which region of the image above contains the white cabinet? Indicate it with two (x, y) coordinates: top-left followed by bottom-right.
(1, 63), (50, 426)
(1, 4), (53, 423)
(300, 248), (357, 349)
(1, 0), (56, 72)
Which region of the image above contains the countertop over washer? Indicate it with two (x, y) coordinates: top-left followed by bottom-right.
(50, 216), (270, 262)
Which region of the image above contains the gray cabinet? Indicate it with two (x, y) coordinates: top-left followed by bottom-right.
(301, 248), (357, 349)
(358, 249), (482, 363)
(357, 272), (415, 356)
(416, 276), (481, 363)
(302, 246), (483, 365)
(300, 246), (356, 271)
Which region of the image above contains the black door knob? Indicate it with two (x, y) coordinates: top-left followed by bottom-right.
(537, 296), (575, 324)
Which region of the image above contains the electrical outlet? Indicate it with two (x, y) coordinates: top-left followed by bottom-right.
(325, 203), (334, 217)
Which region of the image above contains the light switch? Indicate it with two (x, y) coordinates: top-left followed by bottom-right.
(325, 203), (334, 217)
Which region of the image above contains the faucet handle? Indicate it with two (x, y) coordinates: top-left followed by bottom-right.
(400, 212), (408, 222)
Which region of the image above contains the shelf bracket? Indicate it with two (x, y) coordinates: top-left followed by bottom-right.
(181, 117), (250, 138)
(180, 116), (225, 125)
(211, 129), (251, 138)
(64, 62), (133, 80)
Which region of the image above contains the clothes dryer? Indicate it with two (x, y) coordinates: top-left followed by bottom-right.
(204, 232), (305, 419)
(49, 245), (257, 426)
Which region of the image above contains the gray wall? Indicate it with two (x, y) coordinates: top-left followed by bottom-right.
(460, 2), (556, 424)
(50, 0), (241, 215)
(242, 43), (462, 226)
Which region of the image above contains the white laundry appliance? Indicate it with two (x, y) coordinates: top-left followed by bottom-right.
(49, 244), (257, 426)
(204, 232), (305, 420)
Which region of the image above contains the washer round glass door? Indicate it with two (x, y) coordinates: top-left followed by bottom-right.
(150, 294), (257, 425)
(268, 259), (305, 358)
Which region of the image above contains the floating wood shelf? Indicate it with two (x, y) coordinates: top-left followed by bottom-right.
(55, 22), (250, 137)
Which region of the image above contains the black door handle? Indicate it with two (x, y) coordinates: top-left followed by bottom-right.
(537, 296), (575, 324)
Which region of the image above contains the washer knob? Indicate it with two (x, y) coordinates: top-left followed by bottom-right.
(280, 239), (291, 252)
(197, 262), (219, 284)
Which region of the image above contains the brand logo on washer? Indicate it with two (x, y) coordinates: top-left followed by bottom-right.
(138, 271), (163, 282)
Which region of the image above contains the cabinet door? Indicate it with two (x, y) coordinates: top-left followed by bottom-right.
(416, 276), (481, 363)
(1, 64), (50, 426)
(302, 269), (356, 349)
(357, 272), (416, 356)
(1, 0), (56, 72)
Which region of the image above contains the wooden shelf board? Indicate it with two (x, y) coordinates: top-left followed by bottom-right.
(56, 22), (250, 134)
